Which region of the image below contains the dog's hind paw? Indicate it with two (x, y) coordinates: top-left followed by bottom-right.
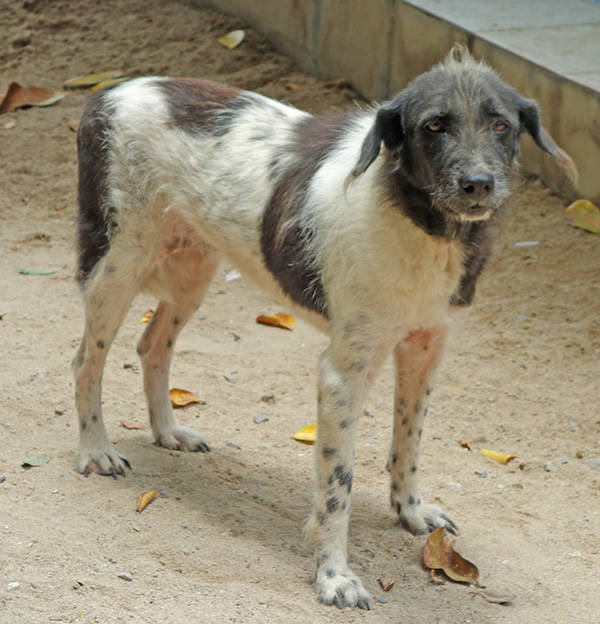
(315, 567), (371, 610)
(153, 424), (210, 453)
(77, 442), (131, 478)
(395, 499), (458, 535)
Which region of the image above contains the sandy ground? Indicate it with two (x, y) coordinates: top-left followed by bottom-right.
(1, 1), (599, 622)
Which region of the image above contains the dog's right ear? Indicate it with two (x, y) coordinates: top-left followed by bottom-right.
(349, 98), (404, 181)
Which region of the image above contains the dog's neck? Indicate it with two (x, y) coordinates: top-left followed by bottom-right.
(381, 166), (468, 241)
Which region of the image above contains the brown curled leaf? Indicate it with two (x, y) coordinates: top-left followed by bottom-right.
(424, 527), (479, 584)
(458, 438), (472, 451)
(377, 577), (397, 592)
(0, 83), (64, 114)
(139, 309), (154, 324)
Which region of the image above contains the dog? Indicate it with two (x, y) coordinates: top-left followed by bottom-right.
(72, 46), (575, 609)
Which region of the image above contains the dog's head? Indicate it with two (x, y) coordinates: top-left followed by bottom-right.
(350, 46), (576, 222)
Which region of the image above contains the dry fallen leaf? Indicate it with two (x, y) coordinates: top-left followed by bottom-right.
(564, 199), (600, 234)
(458, 438), (472, 451)
(64, 70), (125, 89)
(3, 119), (17, 129)
(377, 577), (397, 592)
(285, 83), (299, 91)
(55, 204), (66, 211)
(139, 309), (154, 324)
(136, 490), (157, 512)
(90, 77), (128, 92)
(0, 83), (64, 114)
(256, 313), (296, 330)
(481, 448), (516, 465)
(169, 387), (203, 408)
(120, 420), (146, 430)
(424, 527), (479, 584)
(292, 423), (317, 444)
(218, 29), (245, 50)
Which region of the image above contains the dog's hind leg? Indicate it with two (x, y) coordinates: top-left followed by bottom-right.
(137, 246), (219, 451)
(389, 325), (458, 534)
(72, 238), (149, 477)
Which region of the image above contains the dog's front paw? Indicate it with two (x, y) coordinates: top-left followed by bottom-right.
(315, 566), (371, 610)
(153, 424), (210, 453)
(77, 441), (131, 478)
(394, 498), (457, 535)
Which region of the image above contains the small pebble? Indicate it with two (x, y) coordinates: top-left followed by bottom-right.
(117, 573), (133, 582)
(227, 442), (241, 450)
(474, 470), (488, 478)
(544, 461), (555, 472)
(377, 597), (388, 604)
(429, 434), (442, 441)
(253, 414), (269, 424)
(159, 490), (171, 498)
(584, 457), (600, 472)
(0, 475), (6, 484)
(223, 374), (236, 384)
(251, 493), (260, 499)
(7, 582), (20, 591)
(559, 457), (571, 465)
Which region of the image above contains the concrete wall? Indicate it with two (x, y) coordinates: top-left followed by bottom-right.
(195, 0), (600, 202)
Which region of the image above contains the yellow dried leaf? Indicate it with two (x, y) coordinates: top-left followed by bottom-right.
(458, 438), (472, 451)
(136, 490), (157, 512)
(564, 199), (600, 234)
(424, 527), (479, 584)
(90, 77), (128, 91)
(292, 423), (316, 444)
(218, 29), (245, 50)
(120, 420), (146, 430)
(169, 387), (201, 408)
(64, 70), (125, 89)
(256, 313), (296, 330)
(139, 309), (154, 324)
(481, 448), (516, 465)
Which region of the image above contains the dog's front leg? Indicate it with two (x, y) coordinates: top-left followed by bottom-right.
(311, 344), (375, 610)
(389, 325), (458, 534)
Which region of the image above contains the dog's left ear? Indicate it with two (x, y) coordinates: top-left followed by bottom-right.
(349, 98), (405, 181)
(516, 95), (578, 184)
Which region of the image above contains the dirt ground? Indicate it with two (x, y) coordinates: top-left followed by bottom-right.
(1, 1), (599, 622)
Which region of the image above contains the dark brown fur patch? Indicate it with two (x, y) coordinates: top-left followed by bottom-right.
(157, 78), (246, 136)
(261, 113), (353, 316)
(76, 90), (116, 283)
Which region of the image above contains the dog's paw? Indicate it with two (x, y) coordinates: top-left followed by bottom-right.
(153, 424), (210, 453)
(77, 442), (131, 478)
(394, 499), (457, 535)
(315, 567), (371, 610)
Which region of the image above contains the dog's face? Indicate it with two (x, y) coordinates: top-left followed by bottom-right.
(352, 49), (575, 223)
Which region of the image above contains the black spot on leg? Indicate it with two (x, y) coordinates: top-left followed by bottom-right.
(392, 482), (398, 491)
(91, 413), (98, 422)
(415, 400), (422, 414)
(418, 428), (423, 439)
(172, 316), (181, 326)
(317, 512), (326, 525)
(81, 421), (87, 430)
(426, 387), (432, 396)
(339, 418), (350, 429)
(322, 446), (337, 459)
(411, 464), (417, 473)
(166, 338), (173, 348)
(96, 340), (105, 349)
(326, 496), (340, 513)
(317, 552), (329, 567)
(326, 569), (336, 578)
(408, 495), (415, 505)
(408, 428), (413, 436)
(401, 416), (408, 426)
(424, 407), (428, 417)
(149, 408), (154, 423)
(396, 501), (402, 515)
(391, 453), (398, 465)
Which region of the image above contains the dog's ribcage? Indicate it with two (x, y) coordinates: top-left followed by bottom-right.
(97, 77), (464, 339)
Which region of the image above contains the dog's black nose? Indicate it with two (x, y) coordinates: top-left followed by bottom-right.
(459, 173), (494, 199)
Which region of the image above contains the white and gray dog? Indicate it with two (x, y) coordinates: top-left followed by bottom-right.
(72, 47), (574, 609)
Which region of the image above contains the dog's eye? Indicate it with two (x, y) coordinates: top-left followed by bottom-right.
(425, 119), (445, 133)
(492, 119), (508, 133)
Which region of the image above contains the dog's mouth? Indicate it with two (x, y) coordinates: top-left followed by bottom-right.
(453, 202), (493, 222)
